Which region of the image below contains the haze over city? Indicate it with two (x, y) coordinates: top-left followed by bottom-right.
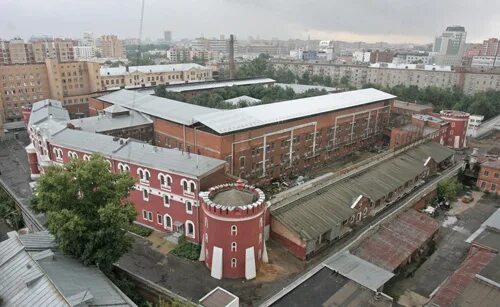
(2, 0), (500, 43)
(1, 1), (500, 307)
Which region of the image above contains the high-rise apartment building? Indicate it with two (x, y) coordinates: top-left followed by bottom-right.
(163, 31), (172, 42)
(433, 26), (467, 66)
(73, 46), (96, 59)
(0, 59), (101, 121)
(0, 38), (75, 64)
(99, 35), (125, 59)
(480, 38), (500, 57)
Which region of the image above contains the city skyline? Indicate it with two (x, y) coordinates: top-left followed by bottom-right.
(1, 0), (500, 44)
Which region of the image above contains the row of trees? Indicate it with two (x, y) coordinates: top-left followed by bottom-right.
(235, 54), (500, 119)
(154, 83), (328, 109)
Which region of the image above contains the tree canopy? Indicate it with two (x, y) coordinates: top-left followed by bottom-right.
(154, 83), (328, 109)
(437, 178), (463, 201)
(32, 155), (137, 271)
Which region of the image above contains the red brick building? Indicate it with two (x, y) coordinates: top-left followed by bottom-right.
(389, 114), (449, 149)
(477, 159), (500, 195)
(199, 180), (268, 280)
(90, 88), (396, 183)
(24, 99), (228, 244)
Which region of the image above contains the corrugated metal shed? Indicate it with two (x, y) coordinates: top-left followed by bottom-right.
(352, 209), (440, 272)
(324, 251), (394, 291)
(272, 142), (452, 242)
(194, 88), (396, 134)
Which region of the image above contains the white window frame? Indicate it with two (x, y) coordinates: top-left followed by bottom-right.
(163, 194), (170, 207)
(231, 225), (237, 236)
(186, 201), (193, 214)
(164, 214), (172, 230)
(147, 211), (153, 221)
(185, 220), (195, 238)
(83, 154), (91, 161)
(158, 173), (172, 190)
(231, 242), (237, 252)
(142, 189), (149, 201)
(157, 214), (163, 225)
(142, 210), (148, 221)
(231, 258), (237, 268)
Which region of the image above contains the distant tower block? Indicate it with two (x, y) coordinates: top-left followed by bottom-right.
(440, 110), (470, 148)
(199, 179), (267, 280)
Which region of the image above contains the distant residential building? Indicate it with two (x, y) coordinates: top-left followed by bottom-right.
(192, 37), (228, 54)
(467, 114), (484, 137)
(163, 30), (172, 42)
(0, 59), (101, 121)
(0, 38), (75, 64)
(471, 56), (500, 68)
(369, 50), (393, 63)
(352, 51), (371, 63)
(99, 35), (125, 58)
(99, 63), (212, 90)
(318, 41), (335, 61)
(393, 51), (431, 64)
(122, 38), (141, 46)
(166, 47), (191, 62)
(433, 25), (467, 66)
(480, 38), (500, 57)
(73, 45), (96, 59)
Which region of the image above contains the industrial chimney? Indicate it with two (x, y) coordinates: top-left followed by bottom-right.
(229, 34), (236, 80)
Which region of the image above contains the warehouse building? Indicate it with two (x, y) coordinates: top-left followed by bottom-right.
(269, 142), (454, 260)
(89, 88), (395, 183)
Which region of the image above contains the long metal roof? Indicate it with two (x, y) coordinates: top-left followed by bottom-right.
(50, 128), (226, 178)
(324, 251), (395, 291)
(100, 63), (209, 77)
(194, 88), (396, 134)
(163, 77), (275, 92)
(271, 142), (453, 241)
(69, 109), (153, 133)
(97, 89), (219, 125)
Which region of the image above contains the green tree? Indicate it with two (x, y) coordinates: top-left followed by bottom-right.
(437, 178), (463, 201)
(32, 155), (137, 271)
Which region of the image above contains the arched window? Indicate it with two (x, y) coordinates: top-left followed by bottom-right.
(83, 154), (90, 161)
(231, 225), (237, 236)
(231, 242), (237, 252)
(166, 176), (172, 186)
(159, 174), (165, 186)
(190, 181), (196, 193)
(182, 180), (188, 191)
(164, 214), (172, 230)
(163, 194), (170, 207)
(186, 221), (195, 238)
(138, 169), (144, 180)
(231, 258), (237, 268)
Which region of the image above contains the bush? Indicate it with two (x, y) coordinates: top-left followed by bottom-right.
(171, 236), (201, 261)
(125, 223), (153, 237)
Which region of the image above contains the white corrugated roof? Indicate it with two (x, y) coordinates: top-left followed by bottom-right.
(324, 251), (395, 291)
(163, 78), (275, 92)
(195, 88), (395, 134)
(225, 95), (261, 105)
(97, 89), (219, 125)
(100, 63), (210, 76)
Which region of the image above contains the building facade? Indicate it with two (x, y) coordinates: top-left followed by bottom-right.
(433, 26), (467, 66)
(90, 88), (394, 184)
(0, 59), (102, 121)
(99, 63), (212, 90)
(199, 180), (268, 280)
(99, 35), (125, 59)
(467, 114), (485, 137)
(476, 159), (499, 195)
(0, 38), (75, 64)
(270, 60), (500, 95)
(24, 99), (228, 244)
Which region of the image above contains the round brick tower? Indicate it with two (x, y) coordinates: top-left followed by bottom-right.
(199, 179), (267, 280)
(440, 110), (470, 149)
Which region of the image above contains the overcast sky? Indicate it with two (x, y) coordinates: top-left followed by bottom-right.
(1, 0), (499, 44)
